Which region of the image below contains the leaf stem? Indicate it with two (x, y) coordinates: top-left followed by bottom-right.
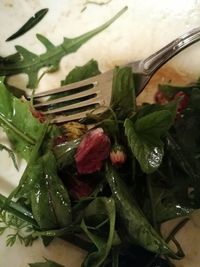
(0, 114), (35, 145)
(146, 175), (158, 230)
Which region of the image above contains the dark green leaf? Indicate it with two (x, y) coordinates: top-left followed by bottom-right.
(6, 8), (49, 41)
(29, 259), (65, 267)
(81, 197), (116, 267)
(124, 119), (161, 174)
(110, 67), (136, 119)
(158, 83), (198, 99)
(53, 138), (80, 169)
(0, 76), (44, 159)
(105, 163), (179, 259)
(0, 53), (21, 64)
(124, 110), (173, 173)
(31, 151), (72, 230)
(135, 110), (173, 139)
(0, 7), (127, 88)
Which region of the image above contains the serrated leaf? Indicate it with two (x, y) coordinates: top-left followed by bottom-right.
(0, 7), (127, 88)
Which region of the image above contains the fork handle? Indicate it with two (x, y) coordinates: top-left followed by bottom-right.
(142, 27), (200, 74)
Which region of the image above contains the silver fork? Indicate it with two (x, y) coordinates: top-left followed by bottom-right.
(32, 27), (200, 124)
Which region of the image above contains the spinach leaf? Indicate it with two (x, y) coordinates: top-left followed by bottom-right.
(0, 7), (127, 88)
(61, 59), (100, 86)
(81, 197), (116, 267)
(31, 151), (72, 230)
(143, 179), (193, 223)
(0, 76), (43, 159)
(124, 110), (173, 173)
(168, 89), (200, 204)
(110, 67), (136, 119)
(53, 138), (80, 169)
(6, 8), (49, 41)
(105, 164), (179, 259)
(29, 259), (65, 267)
(7, 122), (49, 200)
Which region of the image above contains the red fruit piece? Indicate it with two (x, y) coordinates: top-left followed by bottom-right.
(174, 91), (189, 113)
(154, 91), (168, 105)
(75, 128), (111, 174)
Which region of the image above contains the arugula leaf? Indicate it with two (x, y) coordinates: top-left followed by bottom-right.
(0, 7), (127, 88)
(124, 110), (173, 173)
(81, 197), (116, 267)
(0, 53), (21, 64)
(6, 8), (49, 41)
(0, 144), (18, 170)
(29, 259), (65, 267)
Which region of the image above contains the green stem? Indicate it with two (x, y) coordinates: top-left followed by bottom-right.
(0, 113), (35, 145)
(146, 176), (158, 230)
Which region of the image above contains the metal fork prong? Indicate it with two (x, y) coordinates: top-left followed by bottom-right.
(43, 97), (101, 115)
(34, 88), (99, 108)
(32, 76), (99, 99)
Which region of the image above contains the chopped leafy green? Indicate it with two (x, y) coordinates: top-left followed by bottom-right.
(0, 76), (43, 159)
(29, 259), (65, 267)
(61, 59), (100, 86)
(6, 8), (49, 41)
(81, 197), (116, 267)
(124, 109), (173, 173)
(31, 151), (72, 230)
(105, 163), (179, 258)
(0, 7), (127, 88)
(110, 67), (136, 119)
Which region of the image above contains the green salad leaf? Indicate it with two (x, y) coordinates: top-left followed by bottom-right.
(29, 259), (65, 267)
(124, 109), (174, 173)
(61, 59), (100, 86)
(31, 151), (72, 230)
(110, 67), (136, 119)
(0, 7), (127, 88)
(0, 76), (43, 159)
(81, 197), (116, 267)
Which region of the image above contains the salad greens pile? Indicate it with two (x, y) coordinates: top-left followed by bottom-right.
(0, 5), (200, 267)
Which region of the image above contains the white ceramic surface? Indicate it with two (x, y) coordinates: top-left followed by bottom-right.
(1, 1), (200, 266)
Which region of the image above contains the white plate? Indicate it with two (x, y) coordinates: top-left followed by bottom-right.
(1, 0), (200, 266)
